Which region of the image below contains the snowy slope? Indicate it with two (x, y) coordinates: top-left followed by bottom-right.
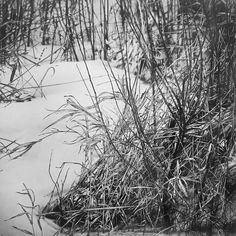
(0, 60), (143, 236)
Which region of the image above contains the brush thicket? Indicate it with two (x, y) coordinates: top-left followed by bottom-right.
(42, 0), (236, 234)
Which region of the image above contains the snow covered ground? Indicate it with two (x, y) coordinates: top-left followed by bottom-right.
(0, 50), (145, 236)
(0, 46), (200, 236)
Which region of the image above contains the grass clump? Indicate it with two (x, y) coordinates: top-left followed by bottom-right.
(41, 0), (236, 234)
(41, 61), (236, 233)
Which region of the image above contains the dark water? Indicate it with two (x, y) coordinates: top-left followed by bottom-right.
(50, 224), (236, 236)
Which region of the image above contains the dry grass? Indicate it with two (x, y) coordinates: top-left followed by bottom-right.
(41, 0), (236, 234)
(3, 0), (236, 234)
(41, 61), (236, 234)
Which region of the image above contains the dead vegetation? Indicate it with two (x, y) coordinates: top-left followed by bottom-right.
(2, 0), (236, 234)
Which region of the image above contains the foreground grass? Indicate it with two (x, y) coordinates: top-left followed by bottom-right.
(41, 0), (236, 232)
(3, 0), (236, 235)
(40, 57), (236, 234)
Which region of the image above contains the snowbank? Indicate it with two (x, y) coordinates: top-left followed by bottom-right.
(0, 60), (144, 235)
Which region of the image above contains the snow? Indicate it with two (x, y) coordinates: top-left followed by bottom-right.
(0, 58), (147, 236)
